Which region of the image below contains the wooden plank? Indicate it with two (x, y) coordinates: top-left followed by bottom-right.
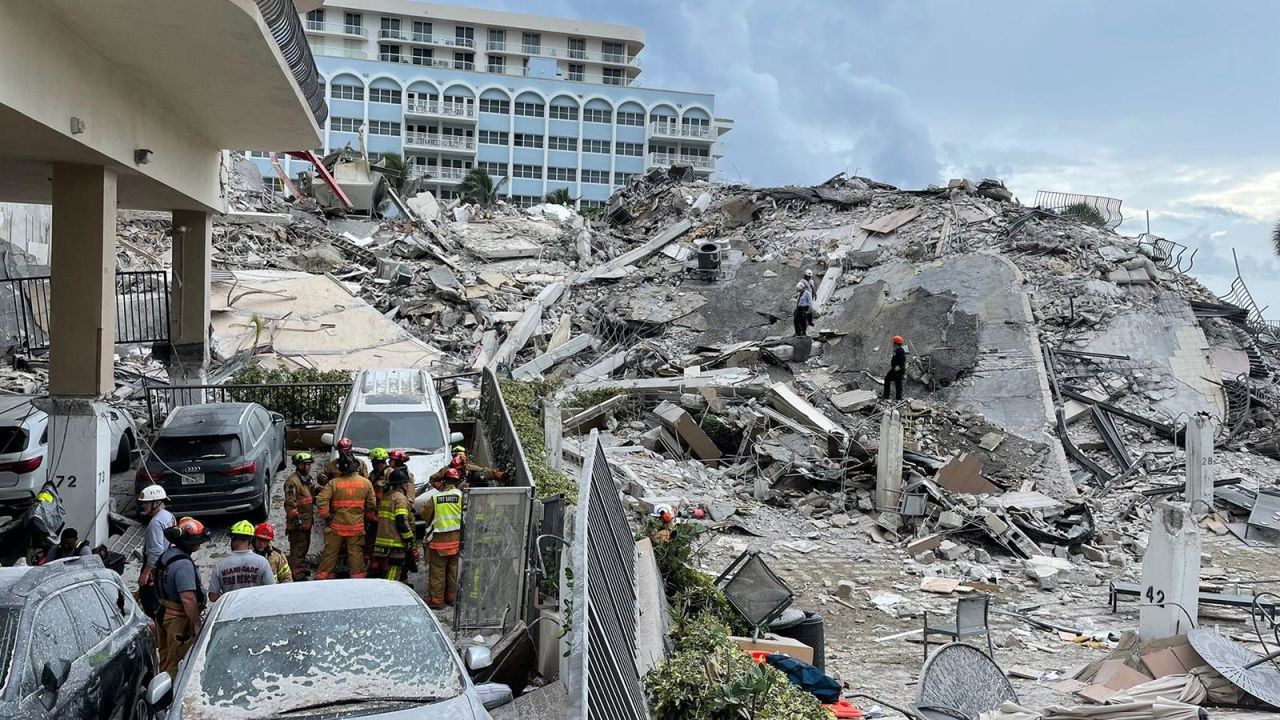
(512, 334), (596, 380)
(574, 219), (693, 284)
(861, 205), (922, 234)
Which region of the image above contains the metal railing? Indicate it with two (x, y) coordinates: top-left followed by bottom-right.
(498, 41), (637, 66)
(303, 19), (367, 37)
(144, 381), (351, 428)
(407, 33), (475, 49)
(565, 430), (649, 720)
(648, 120), (714, 140)
(0, 270), (170, 355)
(409, 166), (467, 182)
(1033, 190), (1124, 230)
(404, 131), (476, 152)
(1137, 232), (1197, 274)
(313, 46), (367, 60)
(1221, 249), (1277, 343)
(405, 99), (477, 120)
(648, 152), (714, 170)
(256, 0), (328, 125)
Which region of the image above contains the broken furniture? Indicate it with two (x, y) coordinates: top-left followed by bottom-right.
(915, 641), (1017, 720)
(1187, 627), (1280, 708)
(1108, 581), (1279, 614)
(921, 595), (994, 662)
(716, 550), (795, 637)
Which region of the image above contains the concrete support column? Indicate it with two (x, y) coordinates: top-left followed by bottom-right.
(1184, 413), (1214, 515)
(46, 164), (116, 544)
(167, 209), (211, 392)
(875, 409), (903, 511)
(1139, 502), (1200, 640)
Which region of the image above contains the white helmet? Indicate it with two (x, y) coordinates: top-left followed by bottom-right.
(795, 281), (806, 291)
(804, 269), (813, 277)
(137, 484), (167, 503)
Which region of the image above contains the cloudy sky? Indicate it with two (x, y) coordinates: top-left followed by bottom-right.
(473, 0), (1280, 309)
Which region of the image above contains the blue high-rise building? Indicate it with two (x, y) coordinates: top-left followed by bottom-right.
(250, 0), (732, 209)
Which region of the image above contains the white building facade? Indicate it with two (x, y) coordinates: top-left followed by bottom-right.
(252, 0), (733, 208)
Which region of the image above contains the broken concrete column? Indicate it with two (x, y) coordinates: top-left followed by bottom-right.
(875, 409), (903, 511)
(1139, 502), (1200, 641)
(543, 398), (562, 470)
(1184, 413), (1214, 516)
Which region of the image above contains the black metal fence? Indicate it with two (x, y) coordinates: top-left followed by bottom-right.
(144, 381), (351, 428)
(566, 430), (649, 720)
(1034, 190), (1124, 230)
(0, 270), (170, 354)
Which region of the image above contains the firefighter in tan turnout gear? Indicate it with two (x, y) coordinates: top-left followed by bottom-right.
(420, 467), (464, 608)
(283, 452), (315, 580)
(315, 453), (377, 579)
(373, 468), (417, 582)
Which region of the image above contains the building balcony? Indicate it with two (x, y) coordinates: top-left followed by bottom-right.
(648, 152), (714, 171)
(410, 166), (467, 183)
(404, 131), (476, 153)
(313, 46), (368, 60)
(405, 98), (477, 122)
(497, 42), (638, 67)
(380, 54), (475, 72)
(648, 120), (715, 141)
(399, 32), (475, 50)
(305, 20), (366, 37)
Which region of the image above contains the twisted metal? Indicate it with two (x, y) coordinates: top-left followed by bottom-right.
(1034, 190), (1124, 230)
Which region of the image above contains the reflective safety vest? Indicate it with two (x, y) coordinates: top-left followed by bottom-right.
(431, 489), (463, 534)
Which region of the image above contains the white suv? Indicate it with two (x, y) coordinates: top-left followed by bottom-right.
(324, 369), (461, 494)
(0, 396), (137, 506)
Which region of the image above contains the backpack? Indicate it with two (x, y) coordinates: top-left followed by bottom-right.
(149, 551), (204, 622)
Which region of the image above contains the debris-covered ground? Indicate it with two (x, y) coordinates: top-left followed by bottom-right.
(7, 153), (1280, 718)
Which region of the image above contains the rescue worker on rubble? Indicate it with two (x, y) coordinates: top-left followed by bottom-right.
(430, 445), (503, 488)
(420, 467), (464, 609)
(315, 454), (378, 579)
(253, 522), (293, 584)
(283, 452), (315, 580)
(802, 268), (817, 298)
(883, 335), (908, 401)
(44, 527), (91, 562)
(208, 520), (275, 602)
(794, 280), (814, 337)
(373, 468), (417, 583)
(322, 437), (369, 481)
(155, 517), (210, 677)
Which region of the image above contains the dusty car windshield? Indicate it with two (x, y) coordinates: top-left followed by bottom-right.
(187, 606), (463, 717)
(343, 411), (444, 452)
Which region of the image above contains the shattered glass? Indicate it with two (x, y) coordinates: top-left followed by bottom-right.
(186, 607), (463, 717)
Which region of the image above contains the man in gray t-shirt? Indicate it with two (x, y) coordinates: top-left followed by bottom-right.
(208, 520), (275, 602)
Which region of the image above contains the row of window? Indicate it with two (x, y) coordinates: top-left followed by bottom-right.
(331, 117), (401, 135)
(307, 8), (627, 58)
(495, 166), (634, 185)
(473, 133), (642, 155)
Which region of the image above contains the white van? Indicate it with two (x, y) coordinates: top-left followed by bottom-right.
(324, 369), (462, 494)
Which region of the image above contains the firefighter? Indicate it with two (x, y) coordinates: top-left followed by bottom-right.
(283, 452), (315, 580)
(430, 445), (503, 488)
(373, 468), (416, 583)
(315, 454), (377, 579)
(365, 447), (391, 569)
(388, 449), (416, 496)
(420, 467), (464, 609)
(322, 437), (369, 480)
(155, 517), (209, 676)
(253, 523), (293, 584)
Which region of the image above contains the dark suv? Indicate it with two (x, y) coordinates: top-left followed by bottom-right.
(136, 402), (286, 521)
(0, 556), (155, 718)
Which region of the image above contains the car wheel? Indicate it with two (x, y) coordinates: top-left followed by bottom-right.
(110, 433), (133, 473)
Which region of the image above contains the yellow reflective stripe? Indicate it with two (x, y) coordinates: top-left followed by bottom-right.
(375, 536), (407, 548)
(378, 511), (397, 519)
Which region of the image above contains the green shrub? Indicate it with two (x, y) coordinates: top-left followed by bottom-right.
(645, 614), (828, 720)
(225, 365), (353, 425)
(1060, 202), (1107, 227)
(497, 378), (577, 501)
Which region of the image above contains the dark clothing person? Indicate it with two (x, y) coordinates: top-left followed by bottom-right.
(45, 539), (90, 562)
(794, 285), (814, 337)
(883, 345), (907, 400)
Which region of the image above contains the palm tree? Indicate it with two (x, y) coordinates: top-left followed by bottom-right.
(457, 168), (508, 213)
(544, 188), (575, 206)
(1272, 220), (1280, 258)
(375, 153), (426, 197)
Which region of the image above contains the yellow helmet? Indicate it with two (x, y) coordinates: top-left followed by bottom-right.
(369, 447), (390, 462)
(230, 520), (256, 537)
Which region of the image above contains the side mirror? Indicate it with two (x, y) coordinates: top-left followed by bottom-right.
(449, 432), (464, 445)
(320, 432), (335, 447)
(146, 672), (173, 709)
(475, 682), (513, 709)
(41, 659), (70, 692)
(270, 413), (284, 424)
(463, 645), (492, 671)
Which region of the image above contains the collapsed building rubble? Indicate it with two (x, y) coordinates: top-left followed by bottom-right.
(3, 150), (1278, 717)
